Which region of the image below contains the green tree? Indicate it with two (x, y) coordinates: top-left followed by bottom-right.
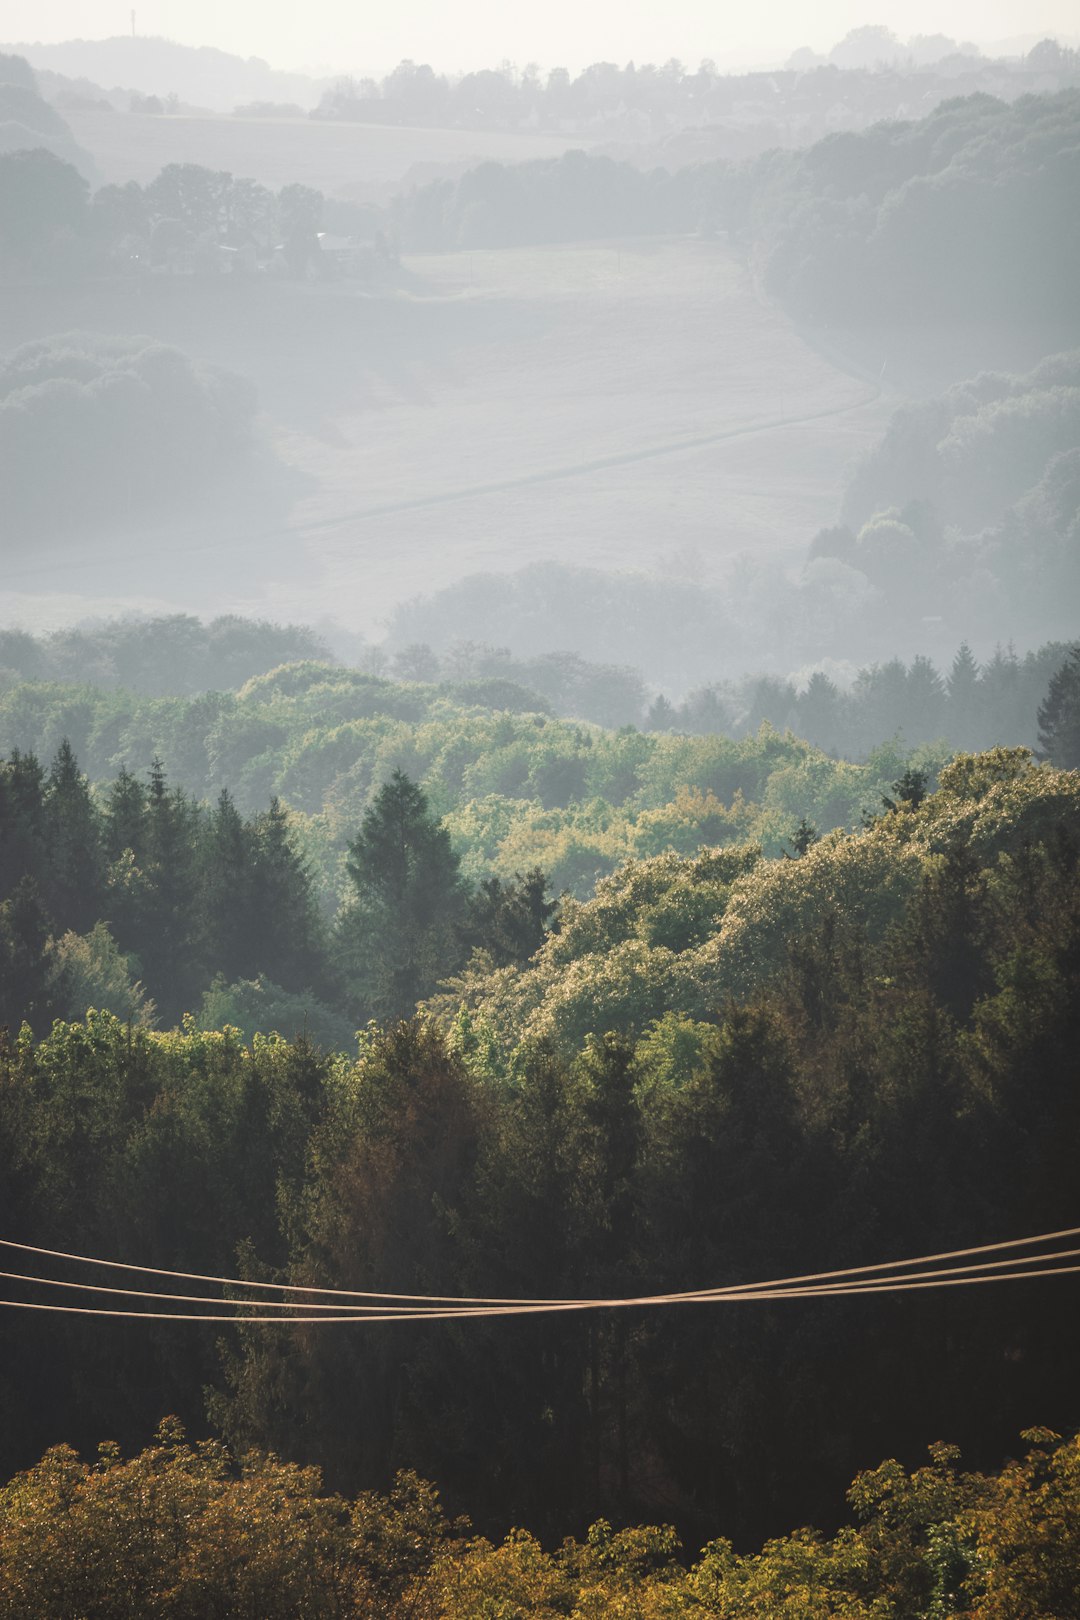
(785, 817), (820, 857)
(882, 766), (928, 813)
(0, 876), (55, 1032)
(197, 788), (254, 984)
(0, 750), (46, 899)
(250, 797), (328, 993)
(42, 740), (103, 935)
(339, 770), (466, 1019)
(462, 867), (558, 967)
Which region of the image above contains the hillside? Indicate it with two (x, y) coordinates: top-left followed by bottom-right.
(63, 105), (599, 195)
(4, 36), (322, 113)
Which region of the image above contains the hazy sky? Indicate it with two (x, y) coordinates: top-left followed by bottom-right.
(4, 1), (1076, 73)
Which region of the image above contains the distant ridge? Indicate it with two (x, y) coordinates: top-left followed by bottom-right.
(1, 36), (326, 113)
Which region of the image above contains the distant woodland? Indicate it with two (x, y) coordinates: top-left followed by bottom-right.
(0, 334), (257, 536)
(1, 631), (1075, 926)
(4, 46), (1078, 347)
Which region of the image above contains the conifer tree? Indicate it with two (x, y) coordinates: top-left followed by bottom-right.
(0, 876), (55, 1032)
(250, 797), (327, 993)
(1037, 645), (1080, 767)
(339, 770), (465, 1019)
(0, 750), (46, 900)
(104, 767), (146, 863)
(137, 760), (202, 1017)
(796, 671), (842, 753)
(198, 788), (255, 984)
(946, 642), (981, 740)
(42, 741), (104, 935)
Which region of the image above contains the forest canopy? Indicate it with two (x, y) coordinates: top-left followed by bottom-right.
(1, 745), (1077, 1546)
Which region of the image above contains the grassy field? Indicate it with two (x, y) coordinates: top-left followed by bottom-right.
(267, 238), (893, 629)
(2, 238), (893, 641)
(67, 108), (596, 196)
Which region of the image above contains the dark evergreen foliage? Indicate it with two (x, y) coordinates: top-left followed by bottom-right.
(1037, 644), (1080, 766)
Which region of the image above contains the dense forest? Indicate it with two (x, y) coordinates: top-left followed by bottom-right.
(1, 748), (1078, 1553)
(0, 51), (94, 176)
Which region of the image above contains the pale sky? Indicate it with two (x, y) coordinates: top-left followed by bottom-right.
(3, 0), (1076, 75)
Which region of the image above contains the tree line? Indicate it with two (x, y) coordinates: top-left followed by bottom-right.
(310, 34), (1074, 149)
(0, 613), (328, 697)
(4, 616), (1075, 759)
(0, 675), (956, 904)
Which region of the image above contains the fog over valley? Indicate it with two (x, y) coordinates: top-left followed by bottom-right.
(1, 12), (1079, 1613)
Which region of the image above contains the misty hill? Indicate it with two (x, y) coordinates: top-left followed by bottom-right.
(0, 51), (94, 177)
(396, 89), (1080, 340)
(817, 349), (1080, 651)
(0, 615), (329, 696)
(4, 37), (324, 115)
(1, 333), (258, 541)
(7, 630), (1075, 914)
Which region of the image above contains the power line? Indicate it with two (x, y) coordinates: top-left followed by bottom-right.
(3, 1242), (1080, 1315)
(0, 1227), (1077, 1325)
(2, 1262), (1079, 1325)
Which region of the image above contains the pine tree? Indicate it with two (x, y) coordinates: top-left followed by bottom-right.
(882, 767), (929, 813)
(104, 767), (147, 863)
(796, 672), (842, 753)
(0, 876), (55, 1032)
(339, 770), (465, 1019)
(42, 741), (104, 935)
(198, 789), (255, 984)
(137, 760), (202, 1018)
(946, 642), (981, 746)
(462, 867), (558, 967)
(785, 817), (820, 857)
(1037, 646), (1080, 767)
(250, 797), (327, 992)
(645, 694), (677, 732)
(0, 750), (46, 901)
(906, 655), (946, 744)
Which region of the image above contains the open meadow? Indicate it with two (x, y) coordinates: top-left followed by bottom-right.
(2, 237), (893, 636)
(67, 107), (597, 196)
